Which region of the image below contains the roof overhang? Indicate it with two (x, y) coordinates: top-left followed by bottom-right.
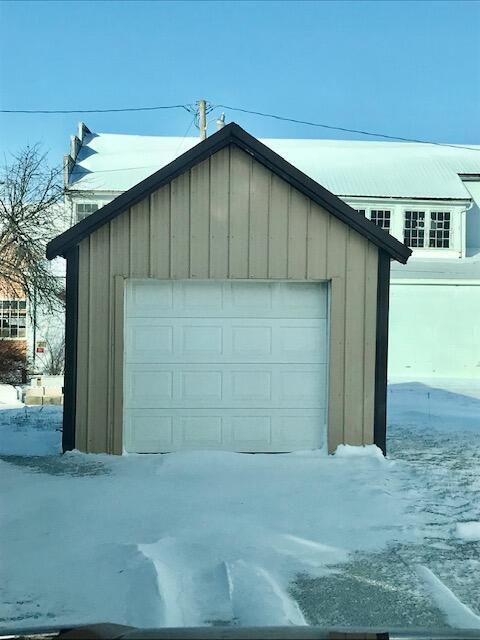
(47, 123), (412, 264)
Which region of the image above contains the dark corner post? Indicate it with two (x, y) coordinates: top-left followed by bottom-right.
(63, 246), (79, 452)
(374, 251), (391, 455)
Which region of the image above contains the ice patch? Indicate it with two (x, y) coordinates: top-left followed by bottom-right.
(456, 522), (480, 542)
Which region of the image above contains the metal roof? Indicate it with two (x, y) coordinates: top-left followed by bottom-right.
(69, 131), (480, 200)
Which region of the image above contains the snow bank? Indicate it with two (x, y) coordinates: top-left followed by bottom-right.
(0, 384), (22, 407)
(388, 380), (480, 433)
(334, 444), (385, 460)
(456, 522), (480, 542)
(417, 565), (480, 629)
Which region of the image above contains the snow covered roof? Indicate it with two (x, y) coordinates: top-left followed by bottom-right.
(391, 252), (480, 281)
(68, 131), (480, 200)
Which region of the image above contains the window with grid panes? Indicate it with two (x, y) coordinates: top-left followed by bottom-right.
(76, 202), (99, 222)
(355, 208), (366, 216)
(404, 211), (425, 247)
(370, 209), (391, 231)
(429, 211), (451, 248)
(0, 300), (27, 338)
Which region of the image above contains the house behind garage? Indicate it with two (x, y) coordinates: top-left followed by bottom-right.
(47, 123), (410, 455)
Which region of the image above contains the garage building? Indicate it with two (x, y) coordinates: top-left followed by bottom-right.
(47, 123), (411, 455)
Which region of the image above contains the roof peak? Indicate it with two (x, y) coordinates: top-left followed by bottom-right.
(49, 122), (411, 264)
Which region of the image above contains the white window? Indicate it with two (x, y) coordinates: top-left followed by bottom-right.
(0, 300), (27, 338)
(370, 209), (391, 232)
(355, 208), (366, 216)
(404, 210), (426, 247)
(76, 202), (99, 222)
(429, 211), (451, 248)
(403, 210), (451, 249)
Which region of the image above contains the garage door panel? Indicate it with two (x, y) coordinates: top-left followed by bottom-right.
(126, 280), (174, 317)
(126, 317), (327, 364)
(126, 280), (328, 319)
(125, 363), (326, 409)
(182, 325), (224, 357)
(181, 371), (223, 403)
(125, 409), (326, 453)
(124, 280), (328, 452)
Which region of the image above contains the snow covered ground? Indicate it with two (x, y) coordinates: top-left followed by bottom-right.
(0, 380), (479, 631)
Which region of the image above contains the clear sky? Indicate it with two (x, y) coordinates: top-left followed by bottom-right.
(0, 0), (479, 166)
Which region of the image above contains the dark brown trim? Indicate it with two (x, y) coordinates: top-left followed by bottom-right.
(62, 246), (79, 452)
(373, 251), (391, 455)
(47, 123), (411, 264)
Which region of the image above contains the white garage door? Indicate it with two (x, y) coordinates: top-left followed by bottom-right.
(124, 280), (328, 453)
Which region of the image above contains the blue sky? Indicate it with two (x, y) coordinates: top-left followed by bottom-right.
(0, 0), (479, 165)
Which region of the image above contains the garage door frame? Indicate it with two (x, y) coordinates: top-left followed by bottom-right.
(120, 277), (331, 454)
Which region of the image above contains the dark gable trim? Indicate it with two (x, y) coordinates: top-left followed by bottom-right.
(47, 123), (411, 264)
(62, 246), (79, 452)
(373, 251), (391, 455)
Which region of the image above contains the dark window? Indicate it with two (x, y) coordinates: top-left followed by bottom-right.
(76, 202), (99, 222)
(356, 208), (366, 216)
(370, 209), (391, 231)
(429, 211), (451, 248)
(404, 211), (425, 247)
(0, 299), (27, 339)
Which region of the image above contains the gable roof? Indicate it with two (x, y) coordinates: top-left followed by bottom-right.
(47, 123), (412, 264)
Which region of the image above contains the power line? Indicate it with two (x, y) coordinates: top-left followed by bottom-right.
(214, 103), (480, 152)
(2, 98), (478, 152)
(0, 104), (193, 114)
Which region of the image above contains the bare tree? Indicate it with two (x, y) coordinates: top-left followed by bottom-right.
(0, 145), (67, 313)
(38, 328), (65, 376)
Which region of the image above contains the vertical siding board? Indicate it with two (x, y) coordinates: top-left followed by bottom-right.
(307, 203), (328, 280)
(248, 161), (270, 278)
(326, 217), (348, 452)
(170, 172), (190, 279)
(150, 185), (171, 279)
(209, 147), (230, 278)
(363, 244), (378, 444)
(110, 212), (130, 277)
(129, 201), (150, 277)
(229, 146), (251, 278)
(189, 159), (211, 278)
(75, 238), (90, 451)
(107, 213), (130, 454)
(112, 275), (125, 454)
(268, 174), (289, 278)
(288, 187), (308, 279)
(344, 231), (367, 446)
(87, 225), (110, 452)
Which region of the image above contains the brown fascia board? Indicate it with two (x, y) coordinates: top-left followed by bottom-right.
(46, 123), (412, 264)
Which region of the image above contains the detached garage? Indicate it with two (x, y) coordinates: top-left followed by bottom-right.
(47, 123), (411, 455)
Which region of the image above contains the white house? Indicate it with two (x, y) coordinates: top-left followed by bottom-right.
(64, 123), (480, 380)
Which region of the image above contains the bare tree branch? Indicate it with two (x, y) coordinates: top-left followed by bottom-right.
(0, 145), (67, 313)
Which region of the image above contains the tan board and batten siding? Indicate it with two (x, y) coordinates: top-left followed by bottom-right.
(76, 145), (378, 454)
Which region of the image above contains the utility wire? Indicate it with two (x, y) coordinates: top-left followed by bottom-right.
(0, 104), (193, 114)
(215, 103), (480, 152)
(2, 99), (478, 152)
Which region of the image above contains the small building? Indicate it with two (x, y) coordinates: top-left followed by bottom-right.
(63, 122), (480, 380)
(47, 123), (410, 455)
